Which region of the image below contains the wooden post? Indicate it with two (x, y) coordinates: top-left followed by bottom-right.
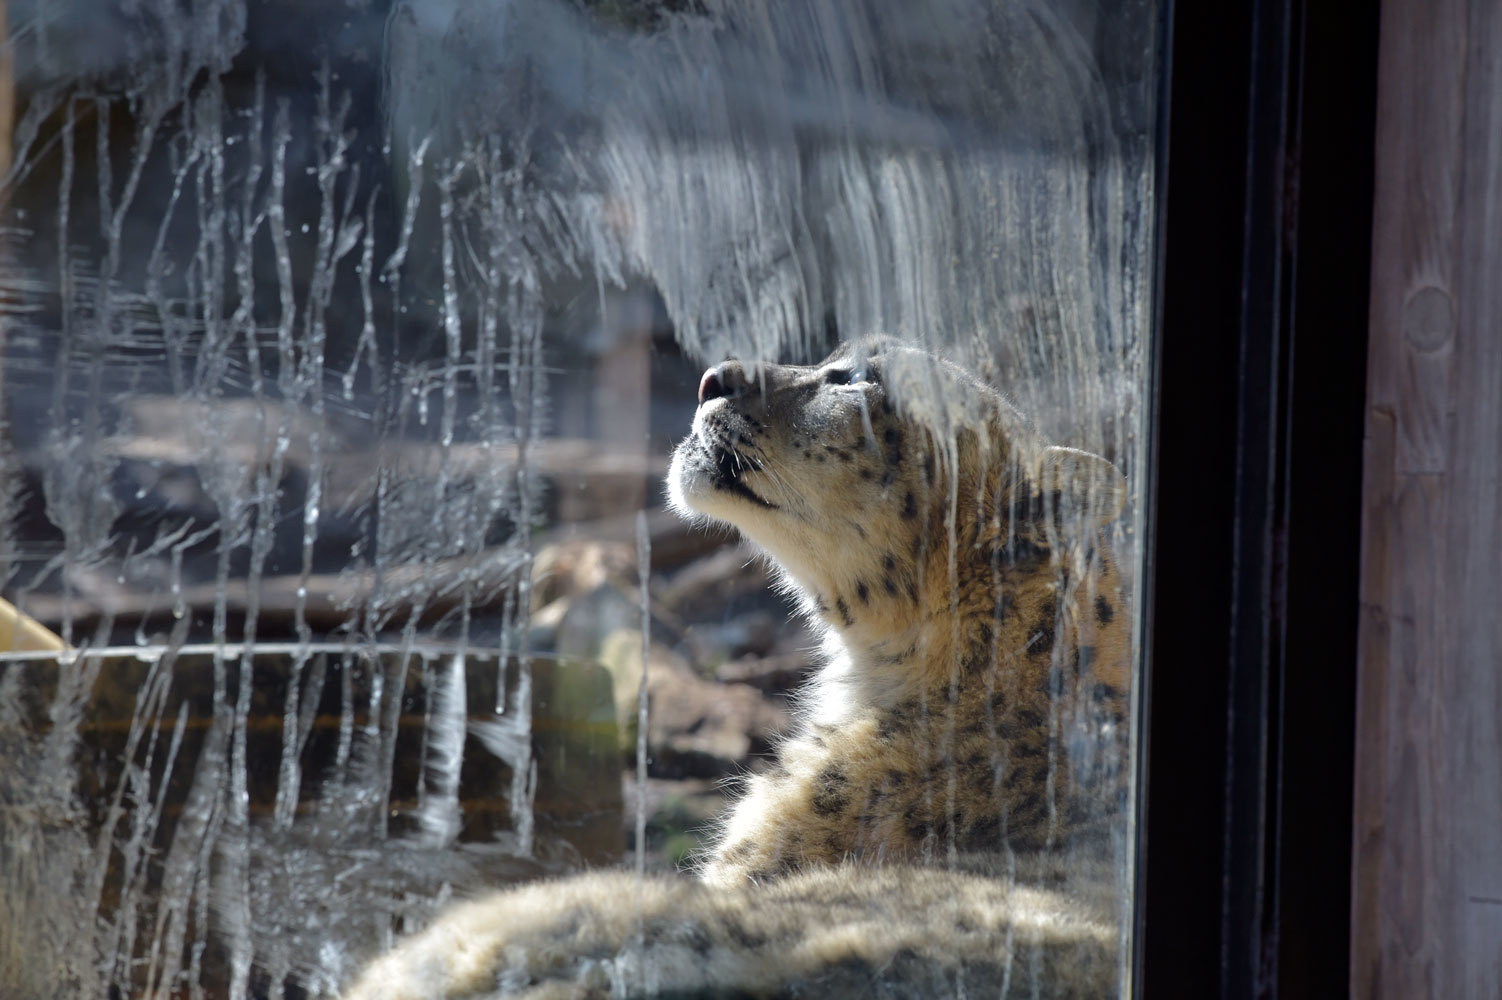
(1351, 1), (1502, 995)
(590, 289), (653, 515)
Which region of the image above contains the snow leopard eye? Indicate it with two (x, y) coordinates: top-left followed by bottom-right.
(825, 365), (874, 386)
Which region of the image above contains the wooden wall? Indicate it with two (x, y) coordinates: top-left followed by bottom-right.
(1351, 0), (1502, 995)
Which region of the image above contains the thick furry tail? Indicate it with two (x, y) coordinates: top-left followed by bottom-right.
(341, 866), (1120, 999)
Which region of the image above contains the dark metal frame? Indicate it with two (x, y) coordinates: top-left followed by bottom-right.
(1135, 1), (1379, 995)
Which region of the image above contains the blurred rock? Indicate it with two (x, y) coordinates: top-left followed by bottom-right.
(531, 534), (805, 780)
(657, 543), (778, 621)
(716, 652), (814, 696)
(686, 609), (781, 660)
(531, 539), (637, 610)
(543, 581), (678, 662)
(620, 775), (729, 871)
(599, 628), (789, 780)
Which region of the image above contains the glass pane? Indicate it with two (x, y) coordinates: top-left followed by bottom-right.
(0, 1), (1158, 996)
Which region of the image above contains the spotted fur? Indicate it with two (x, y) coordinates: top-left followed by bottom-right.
(669, 338), (1130, 885)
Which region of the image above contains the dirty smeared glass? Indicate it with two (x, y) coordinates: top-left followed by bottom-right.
(0, 1), (1159, 996)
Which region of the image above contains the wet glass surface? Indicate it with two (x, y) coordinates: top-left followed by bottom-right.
(0, 2), (1159, 995)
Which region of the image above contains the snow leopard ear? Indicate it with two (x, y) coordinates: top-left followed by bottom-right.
(1039, 446), (1127, 528)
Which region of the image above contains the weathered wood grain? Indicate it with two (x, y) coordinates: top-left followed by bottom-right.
(1352, 0), (1502, 996)
(1350, 408), (1392, 998)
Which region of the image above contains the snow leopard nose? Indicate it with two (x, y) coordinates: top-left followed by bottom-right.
(698, 361), (750, 404)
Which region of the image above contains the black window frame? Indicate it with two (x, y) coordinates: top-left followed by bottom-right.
(1136, 1), (1379, 996)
